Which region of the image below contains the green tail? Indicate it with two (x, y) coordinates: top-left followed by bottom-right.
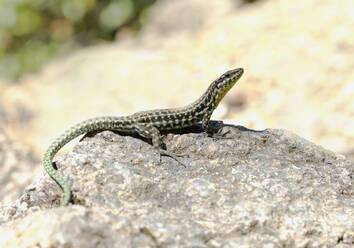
(43, 117), (111, 206)
(43, 128), (81, 206)
(43, 146), (71, 207)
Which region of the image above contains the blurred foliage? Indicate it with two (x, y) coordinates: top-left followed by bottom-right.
(0, 0), (156, 80)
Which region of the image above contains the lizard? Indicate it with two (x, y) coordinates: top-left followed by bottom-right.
(43, 68), (244, 206)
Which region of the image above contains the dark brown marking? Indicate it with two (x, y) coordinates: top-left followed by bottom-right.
(163, 115), (170, 121)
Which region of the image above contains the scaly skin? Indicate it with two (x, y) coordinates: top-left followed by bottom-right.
(43, 68), (244, 206)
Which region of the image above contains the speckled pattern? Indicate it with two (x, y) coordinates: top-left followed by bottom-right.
(43, 68), (244, 206)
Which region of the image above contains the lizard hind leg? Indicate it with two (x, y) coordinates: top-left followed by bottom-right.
(132, 123), (187, 167)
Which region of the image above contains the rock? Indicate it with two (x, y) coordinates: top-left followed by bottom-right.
(1, 124), (352, 247)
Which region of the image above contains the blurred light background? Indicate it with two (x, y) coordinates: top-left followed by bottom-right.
(0, 0), (156, 79)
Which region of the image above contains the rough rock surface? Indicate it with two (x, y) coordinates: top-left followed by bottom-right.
(1, 124), (352, 247)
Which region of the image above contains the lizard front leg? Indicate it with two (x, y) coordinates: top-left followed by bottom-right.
(202, 109), (231, 139)
(202, 109), (214, 136)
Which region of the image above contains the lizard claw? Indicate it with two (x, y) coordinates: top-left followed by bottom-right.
(159, 149), (187, 168)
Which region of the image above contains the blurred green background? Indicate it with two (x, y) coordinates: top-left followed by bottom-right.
(0, 0), (156, 79)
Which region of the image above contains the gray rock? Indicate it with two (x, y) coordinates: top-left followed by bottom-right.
(0, 124), (353, 247)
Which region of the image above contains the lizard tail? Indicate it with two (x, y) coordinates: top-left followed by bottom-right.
(43, 117), (128, 206)
(44, 153), (71, 207)
(43, 125), (88, 207)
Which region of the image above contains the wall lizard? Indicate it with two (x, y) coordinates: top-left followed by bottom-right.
(43, 68), (244, 206)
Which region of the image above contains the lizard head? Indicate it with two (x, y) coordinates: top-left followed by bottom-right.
(213, 68), (244, 108)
